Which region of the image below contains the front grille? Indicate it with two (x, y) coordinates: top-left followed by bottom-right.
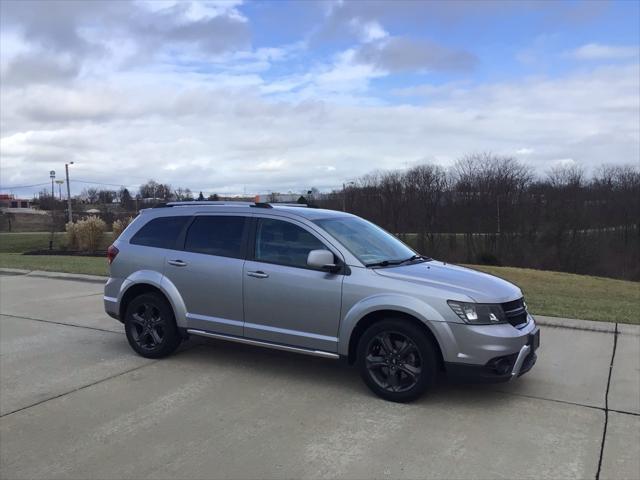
(501, 298), (528, 328)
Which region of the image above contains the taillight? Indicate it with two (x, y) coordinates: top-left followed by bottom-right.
(107, 245), (119, 265)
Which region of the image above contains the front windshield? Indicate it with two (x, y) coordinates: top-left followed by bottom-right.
(314, 216), (417, 266)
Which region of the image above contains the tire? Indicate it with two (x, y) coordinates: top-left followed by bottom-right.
(124, 292), (181, 359)
(356, 319), (438, 402)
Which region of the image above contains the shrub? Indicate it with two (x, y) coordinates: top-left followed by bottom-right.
(112, 216), (134, 238)
(65, 221), (79, 250)
(76, 216), (106, 252)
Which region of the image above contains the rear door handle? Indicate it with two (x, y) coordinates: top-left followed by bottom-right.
(247, 270), (269, 278)
(168, 259), (188, 267)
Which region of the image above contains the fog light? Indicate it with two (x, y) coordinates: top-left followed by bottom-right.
(487, 356), (514, 375)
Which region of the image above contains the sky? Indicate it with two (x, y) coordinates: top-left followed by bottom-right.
(1, 0), (639, 197)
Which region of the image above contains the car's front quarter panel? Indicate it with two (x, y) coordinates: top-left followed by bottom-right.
(337, 266), (453, 356)
(338, 263), (538, 369)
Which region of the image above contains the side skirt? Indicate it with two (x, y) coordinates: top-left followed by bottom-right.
(186, 329), (340, 360)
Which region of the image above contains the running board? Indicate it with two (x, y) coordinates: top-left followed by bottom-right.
(186, 329), (340, 359)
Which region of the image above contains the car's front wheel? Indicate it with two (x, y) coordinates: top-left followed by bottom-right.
(357, 319), (438, 402)
(124, 292), (181, 358)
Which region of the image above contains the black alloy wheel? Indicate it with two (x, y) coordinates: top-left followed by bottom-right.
(365, 331), (422, 393)
(125, 292), (181, 358)
(130, 302), (165, 350)
(357, 319), (438, 402)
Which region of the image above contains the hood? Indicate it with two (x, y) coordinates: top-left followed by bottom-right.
(373, 261), (522, 303)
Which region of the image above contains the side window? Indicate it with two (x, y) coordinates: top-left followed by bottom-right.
(255, 218), (329, 269)
(184, 216), (247, 258)
(130, 216), (189, 249)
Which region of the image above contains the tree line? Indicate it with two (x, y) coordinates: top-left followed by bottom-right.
(316, 153), (639, 281)
(36, 180), (221, 211)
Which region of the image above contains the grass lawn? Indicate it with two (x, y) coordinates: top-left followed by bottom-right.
(0, 251), (637, 324)
(0, 232), (114, 253)
(468, 265), (639, 324)
(0, 253), (108, 276)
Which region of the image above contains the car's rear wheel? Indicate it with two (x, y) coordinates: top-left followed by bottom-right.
(357, 319), (438, 402)
(124, 292), (181, 358)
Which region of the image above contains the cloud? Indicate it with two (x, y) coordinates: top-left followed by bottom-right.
(2, 62), (638, 194)
(1, 53), (80, 86)
(0, 0), (126, 56)
(1, 0), (638, 196)
(516, 148), (535, 155)
(315, 0), (606, 45)
(0, 0), (251, 87)
(570, 43), (639, 61)
(353, 37), (477, 73)
(129, 4), (251, 56)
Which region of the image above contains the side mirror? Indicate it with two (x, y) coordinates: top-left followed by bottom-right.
(307, 249), (337, 271)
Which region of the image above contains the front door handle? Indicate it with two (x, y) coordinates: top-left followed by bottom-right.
(247, 270), (269, 278)
(168, 259), (188, 267)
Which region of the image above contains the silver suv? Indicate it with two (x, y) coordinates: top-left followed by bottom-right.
(104, 202), (539, 402)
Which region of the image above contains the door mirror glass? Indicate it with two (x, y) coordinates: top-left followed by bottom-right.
(307, 249), (336, 270)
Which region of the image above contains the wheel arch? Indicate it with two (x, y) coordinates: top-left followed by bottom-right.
(118, 271), (187, 328)
(120, 284), (169, 320)
(345, 309), (445, 369)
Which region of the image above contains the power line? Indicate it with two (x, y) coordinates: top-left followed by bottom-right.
(73, 179), (134, 188)
(0, 182), (50, 190)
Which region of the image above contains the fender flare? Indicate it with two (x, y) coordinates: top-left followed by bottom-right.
(118, 270), (188, 328)
(337, 293), (449, 357)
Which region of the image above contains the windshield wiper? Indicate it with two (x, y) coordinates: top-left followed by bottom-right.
(398, 254), (431, 265)
(365, 259), (402, 268)
(366, 255), (432, 268)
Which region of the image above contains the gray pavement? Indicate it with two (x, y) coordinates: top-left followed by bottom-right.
(0, 272), (638, 479)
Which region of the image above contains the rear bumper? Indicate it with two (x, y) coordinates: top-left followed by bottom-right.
(103, 295), (120, 321)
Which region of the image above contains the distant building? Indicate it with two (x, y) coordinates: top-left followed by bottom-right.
(255, 193), (305, 203)
(0, 194), (32, 209)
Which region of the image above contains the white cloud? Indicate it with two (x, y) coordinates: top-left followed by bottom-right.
(349, 19), (388, 43)
(1, 3), (638, 196)
(570, 43), (639, 61)
(2, 62), (638, 195)
(516, 148), (535, 155)
(354, 36), (477, 73)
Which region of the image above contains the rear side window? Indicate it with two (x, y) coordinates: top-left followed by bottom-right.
(184, 216), (247, 258)
(130, 216), (189, 249)
(255, 218), (328, 268)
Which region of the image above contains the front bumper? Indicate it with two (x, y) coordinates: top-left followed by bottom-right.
(442, 319), (540, 384)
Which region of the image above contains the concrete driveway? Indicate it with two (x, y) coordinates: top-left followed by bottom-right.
(1, 272), (638, 479)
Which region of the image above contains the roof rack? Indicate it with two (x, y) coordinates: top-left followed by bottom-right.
(158, 201), (254, 208)
(155, 201), (316, 209)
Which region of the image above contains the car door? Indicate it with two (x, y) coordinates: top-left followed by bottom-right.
(163, 213), (249, 336)
(243, 216), (344, 352)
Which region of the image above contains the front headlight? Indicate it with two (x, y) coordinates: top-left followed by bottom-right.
(447, 300), (507, 325)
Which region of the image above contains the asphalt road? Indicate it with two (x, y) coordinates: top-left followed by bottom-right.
(1, 272), (638, 479)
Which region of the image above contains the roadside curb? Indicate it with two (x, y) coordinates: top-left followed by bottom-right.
(535, 315), (617, 333)
(0, 268), (31, 276)
(535, 316), (639, 336)
(0, 268), (106, 284)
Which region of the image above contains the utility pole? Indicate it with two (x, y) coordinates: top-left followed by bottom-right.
(56, 180), (64, 200)
(342, 181), (355, 212)
(50, 170), (55, 199)
(496, 195), (501, 235)
(49, 170), (56, 250)
(65, 162), (74, 223)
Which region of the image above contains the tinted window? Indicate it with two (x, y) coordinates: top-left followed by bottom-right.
(185, 216), (247, 258)
(255, 218), (328, 268)
(130, 216), (189, 249)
